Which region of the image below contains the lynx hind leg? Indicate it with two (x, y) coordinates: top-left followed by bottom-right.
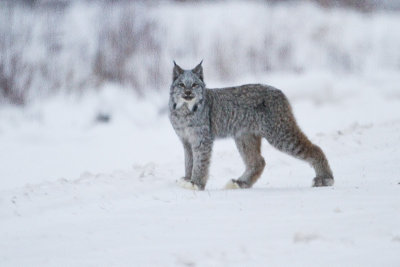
(226, 134), (266, 189)
(265, 122), (334, 187)
(309, 145), (334, 187)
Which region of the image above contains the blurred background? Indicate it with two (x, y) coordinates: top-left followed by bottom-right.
(1, 0), (399, 105)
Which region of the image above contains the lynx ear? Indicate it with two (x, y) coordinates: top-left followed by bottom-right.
(192, 60), (204, 81)
(173, 61), (184, 82)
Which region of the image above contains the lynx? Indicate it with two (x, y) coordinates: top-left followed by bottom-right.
(169, 61), (334, 190)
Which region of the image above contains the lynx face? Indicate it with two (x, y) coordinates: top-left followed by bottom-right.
(171, 61), (205, 111)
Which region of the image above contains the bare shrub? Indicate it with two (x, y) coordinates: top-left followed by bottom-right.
(93, 3), (162, 94)
(0, 5), (32, 105)
(0, 55), (32, 105)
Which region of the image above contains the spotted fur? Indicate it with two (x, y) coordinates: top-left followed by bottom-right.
(169, 61), (334, 190)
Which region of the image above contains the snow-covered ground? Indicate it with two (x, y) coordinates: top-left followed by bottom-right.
(1, 69), (399, 266)
(1, 0), (400, 265)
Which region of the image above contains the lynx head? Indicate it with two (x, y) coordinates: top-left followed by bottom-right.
(170, 61), (205, 111)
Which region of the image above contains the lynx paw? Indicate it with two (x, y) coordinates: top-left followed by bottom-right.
(177, 178), (201, 191)
(225, 180), (241, 189)
(225, 179), (250, 189)
(312, 176), (334, 187)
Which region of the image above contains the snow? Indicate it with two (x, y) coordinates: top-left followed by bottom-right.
(1, 1), (400, 266)
(1, 70), (400, 266)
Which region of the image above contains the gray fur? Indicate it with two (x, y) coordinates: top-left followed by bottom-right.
(169, 62), (334, 190)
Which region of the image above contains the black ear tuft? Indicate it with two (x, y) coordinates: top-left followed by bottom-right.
(173, 60), (184, 82)
(192, 60), (204, 81)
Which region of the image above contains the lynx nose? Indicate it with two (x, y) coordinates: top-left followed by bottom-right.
(182, 89), (194, 100)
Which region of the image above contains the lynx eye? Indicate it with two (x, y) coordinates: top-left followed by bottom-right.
(192, 83), (198, 88)
(178, 83), (185, 88)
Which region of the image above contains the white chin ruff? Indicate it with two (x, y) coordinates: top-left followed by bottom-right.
(176, 97), (197, 111)
(185, 98), (197, 111)
(177, 178), (200, 190)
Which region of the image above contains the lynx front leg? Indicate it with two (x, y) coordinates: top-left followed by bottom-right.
(177, 141), (198, 190)
(183, 139), (212, 190)
(177, 139), (213, 191)
(190, 141), (213, 190)
(182, 141), (193, 181)
(176, 140), (194, 190)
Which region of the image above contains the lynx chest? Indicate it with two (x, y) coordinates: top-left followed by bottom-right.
(170, 108), (211, 144)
